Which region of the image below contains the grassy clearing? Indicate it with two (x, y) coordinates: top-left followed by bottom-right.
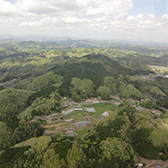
(137, 111), (153, 118)
(68, 111), (87, 118)
(83, 103), (117, 119)
(76, 129), (88, 137)
(74, 118), (84, 122)
(161, 113), (168, 119)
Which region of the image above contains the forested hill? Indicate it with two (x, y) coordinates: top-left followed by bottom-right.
(2, 41), (168, 168)
(54, 54), (134, 95)
(1, 39), (168, 54)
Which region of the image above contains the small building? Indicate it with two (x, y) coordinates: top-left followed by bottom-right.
(150, 110), (162, 116)
(88, 97), (100, 101)
(113, 102), (121, 106)
(65, 119), (74, 122)
(102, 111), (109, 117)
(30, 119), (36, 122)
(65, 108), (74, 115)
(75, 121), (92, 127)
(93, 101), (100, 104)
(74, 108), (83, 111)
(63, 102), (71, 107)
(98, 96), (101, 100)
(154, 110), (162, 116)
(114, 96), (120, 100)
(51, 117), (60, 123)
(62, 127), (75, 134)
(85, 108), (96, 113)
(66, 130), (73, 134)
(135, 163), (143, 168)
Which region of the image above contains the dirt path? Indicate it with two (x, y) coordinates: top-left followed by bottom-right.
(106, 110), (113, 113)
(43, 122), (67, 128)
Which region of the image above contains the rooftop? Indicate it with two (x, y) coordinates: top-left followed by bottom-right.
(75, 121), (92, 126)
(85, 107), (96, 113)
(65, 108), (74, 115)
(102, 111), (109, 117)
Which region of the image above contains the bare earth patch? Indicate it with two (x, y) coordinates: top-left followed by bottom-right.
(43, 122), (67, 128)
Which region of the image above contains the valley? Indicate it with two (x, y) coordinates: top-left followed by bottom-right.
(1, 40), (168, 168)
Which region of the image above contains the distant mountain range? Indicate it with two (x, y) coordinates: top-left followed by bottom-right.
(0, 34), (86, 41)
(0, 34), (168, 44)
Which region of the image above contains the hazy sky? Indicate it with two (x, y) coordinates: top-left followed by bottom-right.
(0, 0), (168, 41)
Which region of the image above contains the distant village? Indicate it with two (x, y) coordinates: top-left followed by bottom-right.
(32, 96), (122, 137)
(31, 95), (165, 138)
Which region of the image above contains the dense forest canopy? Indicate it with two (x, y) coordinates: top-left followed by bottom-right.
(1, 40), (168, 167)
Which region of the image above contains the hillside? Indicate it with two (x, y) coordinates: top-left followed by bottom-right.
(1, 41), (168, 168)
(54, 54), (134, 95)
(0, 89), (33, 118)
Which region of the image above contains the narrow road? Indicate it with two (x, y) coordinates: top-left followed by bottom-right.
(74, 132), (79, 137)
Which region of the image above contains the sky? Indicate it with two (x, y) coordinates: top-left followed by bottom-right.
(0, 0), (168, 42)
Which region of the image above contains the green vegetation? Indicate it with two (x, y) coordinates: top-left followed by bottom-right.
(1, 40), (168, 167)
(69, 77), (95, 101)
(0, 116), (20, 130)
(137, 110), (153, 118)
(84, 103), (117, 119)
(76, 129), (88, 137)
(14, 72), (62, 91)
(0, 146), (31, 168)
(0, 89), (33, 117)
(19, 91), (62, 120)
(132, 128), (161, 159)
(27, 85), (57, 105)
(0, 120), (43, 150)
(66, 111), (87, 118)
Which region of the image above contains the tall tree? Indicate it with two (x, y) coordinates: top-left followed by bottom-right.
(41, 148), (65, 168)
(96, 86), (111, 100)
(66, 144), (87, 168)
(100, 137), (131, 161)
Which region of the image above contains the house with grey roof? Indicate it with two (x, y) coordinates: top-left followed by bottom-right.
(74, 108), (83, 111)
(102, 111), (109, 117)
(113, 102), (121, 106)
(85, 107), (96, 113)
(65, 108), (74, 115)
(75, 121), (92, 127)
